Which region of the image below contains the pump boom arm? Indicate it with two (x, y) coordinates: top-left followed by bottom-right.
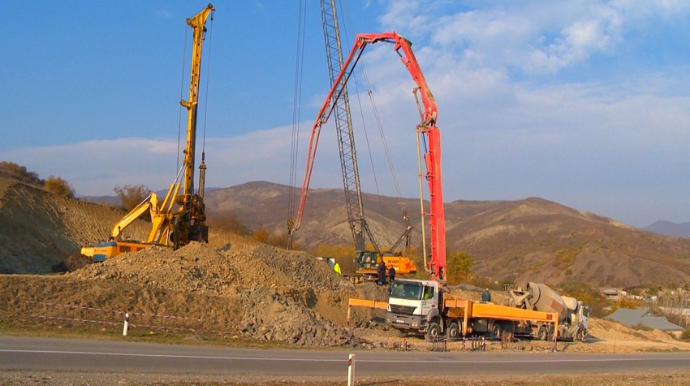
(288, 32), (446, 279)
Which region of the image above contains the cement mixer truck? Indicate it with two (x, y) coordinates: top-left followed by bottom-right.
(508, 282), (589, 342)
(383, 279), (588, 342)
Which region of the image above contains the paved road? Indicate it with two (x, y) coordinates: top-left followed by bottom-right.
(1, 335), (689, 377)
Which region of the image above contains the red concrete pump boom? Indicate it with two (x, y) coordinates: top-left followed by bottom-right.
(288, 32), (446, 280)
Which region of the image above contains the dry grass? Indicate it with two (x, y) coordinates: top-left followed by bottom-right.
(1, 371), (689, 386)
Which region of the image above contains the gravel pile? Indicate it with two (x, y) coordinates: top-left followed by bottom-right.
(68, 241), (388, 347)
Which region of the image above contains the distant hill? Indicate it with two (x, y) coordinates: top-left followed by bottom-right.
(81, 187), (221, 208)
(205, 181), (690, 289)
(80, 195), (120, 207)
(643, 220), (690, 238)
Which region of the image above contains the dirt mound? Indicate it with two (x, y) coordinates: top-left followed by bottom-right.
(41, 241), (387, 347)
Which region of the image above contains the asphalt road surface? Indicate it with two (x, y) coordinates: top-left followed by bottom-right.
(1, 335), (689, 377)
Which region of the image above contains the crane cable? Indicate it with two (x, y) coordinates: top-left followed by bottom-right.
(201, 10), (215, 162)
(288, 0), (309, 231)
(340, 2), (404, 217)
(176, 25), (189, 172)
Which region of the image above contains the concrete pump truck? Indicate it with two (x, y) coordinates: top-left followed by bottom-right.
(338, 32), (569, 342)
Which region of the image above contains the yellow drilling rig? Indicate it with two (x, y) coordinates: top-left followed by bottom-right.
(81, 4), (214, 260)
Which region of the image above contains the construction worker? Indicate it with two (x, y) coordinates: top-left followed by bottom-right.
(482, 288), (492, 303)
(388, 266), (396, 283)
(377, 261), (386, 285)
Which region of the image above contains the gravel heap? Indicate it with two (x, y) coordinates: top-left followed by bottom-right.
(69, 241), (388, 347)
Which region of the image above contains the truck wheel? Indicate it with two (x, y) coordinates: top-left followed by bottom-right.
(426, 321), (441, 342)
(446, 321), (460, 340)
(504, 323), (515, 342)
(537, 325), (548, 341)
(576, 329), (588, 342)
(491, 323), (503, 340)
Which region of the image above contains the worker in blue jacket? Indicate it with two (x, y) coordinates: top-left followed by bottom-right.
(377, 261), (386, 285)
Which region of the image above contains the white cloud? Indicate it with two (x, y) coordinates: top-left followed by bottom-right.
(378, 0), (690, 75)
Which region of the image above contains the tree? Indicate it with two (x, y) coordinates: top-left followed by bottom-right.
(446, 251), (474, 285)
(0, 161), (43, 187)
(43, 175), (75, 198)
(252, 226), (295, 249)
(114, 185), (151, 211)
(206, 212), (248, 235)
(560, 280), (608, 318)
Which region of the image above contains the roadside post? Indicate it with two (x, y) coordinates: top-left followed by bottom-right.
(123, 313), (129, 336)
(348, 353), (355, 386)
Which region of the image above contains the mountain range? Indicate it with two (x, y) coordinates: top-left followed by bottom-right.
(643, 220), (690, 238)
(200, 181), (690, 289)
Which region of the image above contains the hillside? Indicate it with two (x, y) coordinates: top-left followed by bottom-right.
(206, 182), (690, 288)
(3, 177), (690, 288)
(0, 178), (149, 273)
(448, 197), (690, 287)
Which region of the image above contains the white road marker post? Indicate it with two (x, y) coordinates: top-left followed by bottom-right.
(122, 313), (129, 336)
(347, 353), (356, 386)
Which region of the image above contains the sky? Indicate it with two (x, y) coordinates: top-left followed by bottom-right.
(2, 0), (690, 228)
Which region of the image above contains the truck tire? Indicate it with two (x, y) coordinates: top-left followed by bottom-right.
(537, 325), (548, 341)
(446, 321), (460, 341)
(504, 322), (515, 342)
(426, 321), (441, 342)
(491, 323), (503, 340)
(576, 329), (588, 342)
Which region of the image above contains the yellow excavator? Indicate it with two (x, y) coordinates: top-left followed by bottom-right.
(81, 4), (214, 261)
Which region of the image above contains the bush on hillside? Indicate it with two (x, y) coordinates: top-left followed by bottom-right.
(1, 161), (77, 198)
(43, 175), (76, 198)
(446, 251), (474, 285)
(681, 328), (690, 341)
(0, 161), (43, 187)
(561, 280), (608, 318)
(114, 184), (150, 211)
(252, 226), (294, 250)
(207, 212), (249, 235)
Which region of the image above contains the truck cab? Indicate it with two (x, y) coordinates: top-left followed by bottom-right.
(565, 298), (590, 341)
(386, 279), (440, 334)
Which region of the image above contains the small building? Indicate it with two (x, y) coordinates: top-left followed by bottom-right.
(605, 308), (684, 334)
(601, 288), (621, 301)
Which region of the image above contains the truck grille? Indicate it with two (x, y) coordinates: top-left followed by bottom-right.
(389, 304), (416, 315)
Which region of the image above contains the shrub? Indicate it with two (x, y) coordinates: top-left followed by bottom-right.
(446, 251), (474, 285)
(681, 328), (690, 341)
(43, 175), (75, 198)
(0, 161), (43, 187)
(114, 185), (151, 211)
(207, 212), (248, 235)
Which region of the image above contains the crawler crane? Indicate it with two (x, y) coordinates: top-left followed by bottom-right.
(81, 4), (214, 260)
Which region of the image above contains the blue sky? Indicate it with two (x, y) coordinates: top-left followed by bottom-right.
(2, 0), (690, 228)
